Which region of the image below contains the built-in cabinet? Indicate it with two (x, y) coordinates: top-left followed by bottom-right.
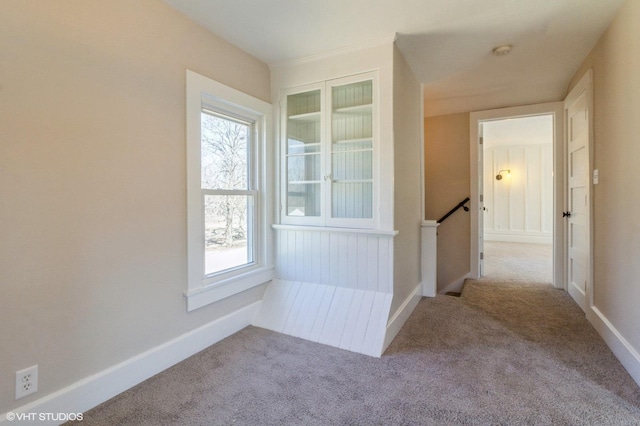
(281, 73), (377, 229)
(254, 40), (422, 358)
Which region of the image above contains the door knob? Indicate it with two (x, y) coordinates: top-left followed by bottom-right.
(563, 211), (571, 218)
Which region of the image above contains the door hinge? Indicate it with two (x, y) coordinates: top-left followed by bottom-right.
(479, 136), (483, 145)
(480, 252), (484, 260)
(479, 194), (484, 203)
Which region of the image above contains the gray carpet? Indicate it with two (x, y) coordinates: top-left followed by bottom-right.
(78, 244), (640, 425)
(483, 241), (553, 283)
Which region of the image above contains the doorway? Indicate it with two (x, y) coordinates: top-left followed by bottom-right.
(482, 115), (554, 283)
(470, 102), (565, 289)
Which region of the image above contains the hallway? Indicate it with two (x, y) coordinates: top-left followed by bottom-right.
(483, 241), (553, 283)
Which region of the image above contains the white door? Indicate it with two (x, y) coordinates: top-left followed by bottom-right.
(564, 71), (592, 312)
(478, 123), (485, 276)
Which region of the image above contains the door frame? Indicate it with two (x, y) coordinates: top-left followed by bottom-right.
(470, 102), (565, 288)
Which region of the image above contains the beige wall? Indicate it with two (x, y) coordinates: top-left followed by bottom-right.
(0, 0), (270, 413)
(391, 46), (423, 314)
(568, 0), (640, 352)
(424, 113), (471, 292)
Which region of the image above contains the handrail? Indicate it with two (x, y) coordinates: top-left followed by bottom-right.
(437, 197), (470, 224)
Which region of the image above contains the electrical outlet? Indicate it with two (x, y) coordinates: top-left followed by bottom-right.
(15, 365), (38, 400)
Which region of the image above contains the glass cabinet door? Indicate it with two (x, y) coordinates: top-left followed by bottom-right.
(281, 73), (376, 228)
(330, 79), (373, 220)
(285, 89), (322, 218)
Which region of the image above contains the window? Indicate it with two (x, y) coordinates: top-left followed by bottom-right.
(201, 111), (254, 275)
(186, 70), (273, 311)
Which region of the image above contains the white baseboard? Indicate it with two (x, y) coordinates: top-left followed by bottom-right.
(1, 301), (261, 426)
(439, 272), (473, 295)
(383, 283), (422, 354)
(588, 306), (640, 388)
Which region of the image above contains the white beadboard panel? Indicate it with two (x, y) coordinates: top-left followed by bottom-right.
(338, 233), (349, 287)
(282, 281), (309, 336)
(347, 234), (359, 288)
(311, 232), (322, 283)
(309, 285), (336, 341)
(252, 280), (296, 332)
(378, 238), (391, 293)
(272, 226), (396, 292)
(509, 147), (526, 232)
(339, 289), (366, 348)
(484, 143), (553, 243)
(320, 232), (331, 285)
(298, 283), (323, 338)
(362, 292), (393, 356)
(321, 287), (356, 348)
(525, 146), (543, 233)
(253, 280), (393, 357)
(265, 226), (396, 357)
(295, 231), (305, 280)
(357, 235), (368, 290)
(366, 236), (379, 291)
(349, 290), (376, 353)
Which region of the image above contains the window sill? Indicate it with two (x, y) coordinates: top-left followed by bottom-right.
(185, 266), (274, 312)
(272, 224), (398, 237)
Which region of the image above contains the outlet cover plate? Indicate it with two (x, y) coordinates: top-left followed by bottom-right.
(15, 365), (38, 399)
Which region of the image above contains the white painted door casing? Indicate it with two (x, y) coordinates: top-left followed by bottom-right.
(470, 102), (564, 287)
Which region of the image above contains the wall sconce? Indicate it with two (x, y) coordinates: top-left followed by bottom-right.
(496, 169), (510, 181)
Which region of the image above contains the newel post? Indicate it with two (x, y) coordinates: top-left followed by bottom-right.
(421, 220), (439, 297)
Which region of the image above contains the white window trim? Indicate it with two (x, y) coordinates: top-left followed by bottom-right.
(185, 70), (273, 311)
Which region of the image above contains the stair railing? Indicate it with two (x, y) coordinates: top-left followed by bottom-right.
(437, 197), (470, 224)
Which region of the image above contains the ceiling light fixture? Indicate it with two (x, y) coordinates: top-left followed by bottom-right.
(492, 45), (512, 56)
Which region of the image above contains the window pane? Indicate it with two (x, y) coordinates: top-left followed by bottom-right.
(287, 90), (321, 116)
(331, 149), (372, 181)
(204, 194), (253, 275)
(287, 153), (321, 182)
(287, 183), (320, 217)
(332, 80), (373, 110)
(288, 138), (320, 155)
(332, 182), (372, 218)
(201, 112), (249, 190)
(330, 79), (373, 220)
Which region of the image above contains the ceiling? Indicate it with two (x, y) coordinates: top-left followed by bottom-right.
(162, 0), (624, 116)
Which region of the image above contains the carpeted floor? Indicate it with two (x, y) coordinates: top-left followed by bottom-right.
(483, 241), (553, 283)
(77, 243), (640, 425)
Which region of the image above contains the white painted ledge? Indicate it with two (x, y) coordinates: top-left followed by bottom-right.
(272, 224), (398, 237)
(185, 266), (273, 311)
